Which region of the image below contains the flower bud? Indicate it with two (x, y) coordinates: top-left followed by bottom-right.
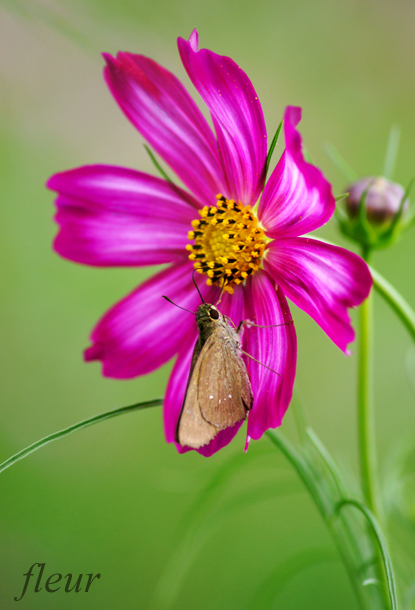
(337, 175), (411, 251)
(345, 177), (408, 226)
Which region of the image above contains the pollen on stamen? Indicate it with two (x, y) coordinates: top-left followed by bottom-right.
(186, 195), (266, 292)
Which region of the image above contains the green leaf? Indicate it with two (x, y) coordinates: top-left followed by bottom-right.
(0, 398), (163, 475)
(144, 145), (173, 183)
(303, 147), (315, 165)
(336, 499), (399, 610)
(153, 448), (297, 610)
(335, 192), (350, 202)
(288, 387), (309, 444)
(266, 430), (327, 516)
(3, 0), (96, 56)
(305, 428), (347, 498)
(403, 211), (415, 232)
(334, 206), (349, 227)
(405, 346), (415, 395)
(403, 581), (415, 610)
(325, 142), (359, 184)
(246, 548), (336, 610)
(265, 120), (283, 176)
(370, 265), (415, 343)
(383, 125), (401, 181)
(363, 578), (381, 587)
(305, 428), (367, 570)
(267, 429), (388, 610)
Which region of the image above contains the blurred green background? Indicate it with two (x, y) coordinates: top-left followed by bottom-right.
(1, 0), (414, 608)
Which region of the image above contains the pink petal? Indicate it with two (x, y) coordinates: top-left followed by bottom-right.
(164, 333), (243, 456)
(264, 238), (372, 353)
(244, 271), (297, 441)
(48, 165), (200, 267)
(196, 423), (244, 457)
(258, 106), (335, 239)
(103, 52), (226, 206)
(84, 261), (217, 378)
(178, 29), (267, 206)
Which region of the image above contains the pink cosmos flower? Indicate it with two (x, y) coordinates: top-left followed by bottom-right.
(47, 30), (372, 456)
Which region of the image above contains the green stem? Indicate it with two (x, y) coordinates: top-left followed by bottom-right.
(358, 281), (380, 519)
(358, 252), (391, 608)
(0, 398), (163, 475)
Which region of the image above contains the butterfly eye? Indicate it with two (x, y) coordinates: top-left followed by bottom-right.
(210, 307), (219, 320)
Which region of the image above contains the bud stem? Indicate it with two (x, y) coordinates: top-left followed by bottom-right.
(357, 282), (380, 518)
(358, 249), (389, 606)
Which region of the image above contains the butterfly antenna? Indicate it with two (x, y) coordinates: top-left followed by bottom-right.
(244, 319), (294, 329)
(240, 349), (282, 377)
(192, 270), (205, 304)
(215, 275), (227, 306)
(162, 296), (196, 315)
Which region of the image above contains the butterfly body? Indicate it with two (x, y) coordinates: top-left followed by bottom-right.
(176, 304), (253, 448)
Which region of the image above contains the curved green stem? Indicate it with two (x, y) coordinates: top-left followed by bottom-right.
(266, 430), (367, 610)
(370, 266), (415, 343)
(337, 500), (398, 610)
(302, 234), (415, 345)
(0, 398), (163, 475)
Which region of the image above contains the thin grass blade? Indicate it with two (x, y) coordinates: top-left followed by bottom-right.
(0, 398), (163, 474)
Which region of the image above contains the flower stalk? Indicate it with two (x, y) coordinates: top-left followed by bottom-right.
(358, 250), (390, 609)
(358, 275), (380, 520)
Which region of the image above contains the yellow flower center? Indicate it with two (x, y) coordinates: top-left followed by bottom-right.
(186, 194), (266, 294)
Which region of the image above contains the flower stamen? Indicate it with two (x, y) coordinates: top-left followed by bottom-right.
(186, 194), (266, 294)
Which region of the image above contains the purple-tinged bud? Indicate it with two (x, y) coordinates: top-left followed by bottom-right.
(336, 175), (413, 251)
(345, 177), (408, 225)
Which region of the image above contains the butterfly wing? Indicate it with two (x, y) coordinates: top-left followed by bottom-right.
(176, 328), (253, 449)
(197, 334), (252, 428)
(176, 333), (219, 448)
